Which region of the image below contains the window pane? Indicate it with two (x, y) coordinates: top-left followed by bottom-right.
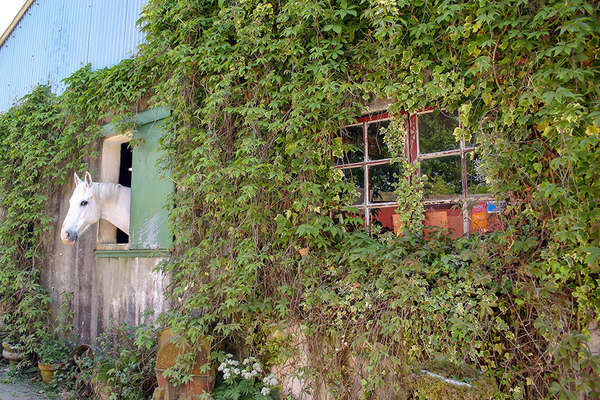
(367, 119), (391, 160)
(466, 153), (490, 194)
(421, 156), (462, 198)
(418, 111), (459, 154)
(335, 125), (364, 165)
(369, 163), (402, 203)
(343, 167), (365, 205)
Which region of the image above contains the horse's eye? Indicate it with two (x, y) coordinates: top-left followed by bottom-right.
(80, 200), (88, 206)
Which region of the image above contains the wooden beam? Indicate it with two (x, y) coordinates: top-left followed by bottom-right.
(0, 0), (36, 50)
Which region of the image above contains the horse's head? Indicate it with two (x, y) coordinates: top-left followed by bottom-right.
(60, 172), (101, 245)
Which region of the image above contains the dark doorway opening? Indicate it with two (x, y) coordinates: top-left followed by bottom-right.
(117, 143), (132, 244)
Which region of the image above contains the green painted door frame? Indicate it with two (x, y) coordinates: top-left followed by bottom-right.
(98, 108), (173, 256)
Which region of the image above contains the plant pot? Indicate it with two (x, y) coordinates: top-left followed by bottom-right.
(153, 328), (215, 399)
(2, 342), (25, 364)
(38, 361), (64, 384)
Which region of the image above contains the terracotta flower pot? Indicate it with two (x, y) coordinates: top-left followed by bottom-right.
(38, 361), (64, 384)
(153, 328), (215, 399)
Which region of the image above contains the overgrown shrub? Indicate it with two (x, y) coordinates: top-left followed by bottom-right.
(136, 0), (600, 398)
(52, 322), (158, 400)
(92, 323), (158, 400)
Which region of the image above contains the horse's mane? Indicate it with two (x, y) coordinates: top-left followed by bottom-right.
(92, 182), (129, 200)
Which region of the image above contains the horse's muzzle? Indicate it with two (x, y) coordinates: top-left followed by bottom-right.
(61, 229), (78, 245)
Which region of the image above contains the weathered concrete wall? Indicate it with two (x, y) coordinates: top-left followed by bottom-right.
(91, 255), (169, 338)
(42, 147), (170, 343)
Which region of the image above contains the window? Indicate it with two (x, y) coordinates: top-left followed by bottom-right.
(97, 108), (173, 255)
(412, 110), (472, 200)
(411, 110), (493, 236)
(335, 112), (404, 233)
(336, 108), (496, 237)
(98, 134), (132, 247)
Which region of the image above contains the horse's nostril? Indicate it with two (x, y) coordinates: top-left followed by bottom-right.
(66, 230), (77, 242)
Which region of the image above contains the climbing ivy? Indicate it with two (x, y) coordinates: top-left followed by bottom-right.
(0, 87), (57, 353)
(0, 59), (152, 357)
(135, 0), (600, 398)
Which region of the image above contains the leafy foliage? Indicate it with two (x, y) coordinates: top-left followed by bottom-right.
(37, 338), (71, 364)
(134, 0), (600, 398)
(48, 322), (158, 400)
(93, 323), (158, 400)
(0, 86), (71, 354)
(53, 353), (95, 398)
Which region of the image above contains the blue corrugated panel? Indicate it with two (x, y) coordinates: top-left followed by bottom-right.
(0, 0), (147, 111)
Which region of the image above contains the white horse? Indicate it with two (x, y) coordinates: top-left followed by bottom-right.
(60, 172), (130, 245)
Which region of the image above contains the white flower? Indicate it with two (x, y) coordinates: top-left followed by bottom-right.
(218, 362), (227, 371)
(263, 374), (278, 386)
(261, 387), (271, 396)
(253, 362), (263, 373)
(233, 368), (240, 375)
(243, 356), (256, 365)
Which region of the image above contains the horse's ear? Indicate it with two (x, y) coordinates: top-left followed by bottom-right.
(84, 171), (93, 188)
(74, 172), (82, 186)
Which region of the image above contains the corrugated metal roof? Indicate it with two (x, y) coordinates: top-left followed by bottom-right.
(0, 0), (147, 111)
(0, 0), (35, 50)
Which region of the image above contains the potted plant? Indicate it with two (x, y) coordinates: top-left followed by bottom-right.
(2, 340), (25, 364)
(37, 338), (71, 384)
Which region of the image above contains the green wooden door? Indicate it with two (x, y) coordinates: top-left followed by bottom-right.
(129, 119), (173, 249)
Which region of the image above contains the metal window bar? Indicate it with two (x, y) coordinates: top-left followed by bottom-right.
(335, 113), (397, 226)
(413, 110), (495, 234)
(336, 109), (493, 230)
